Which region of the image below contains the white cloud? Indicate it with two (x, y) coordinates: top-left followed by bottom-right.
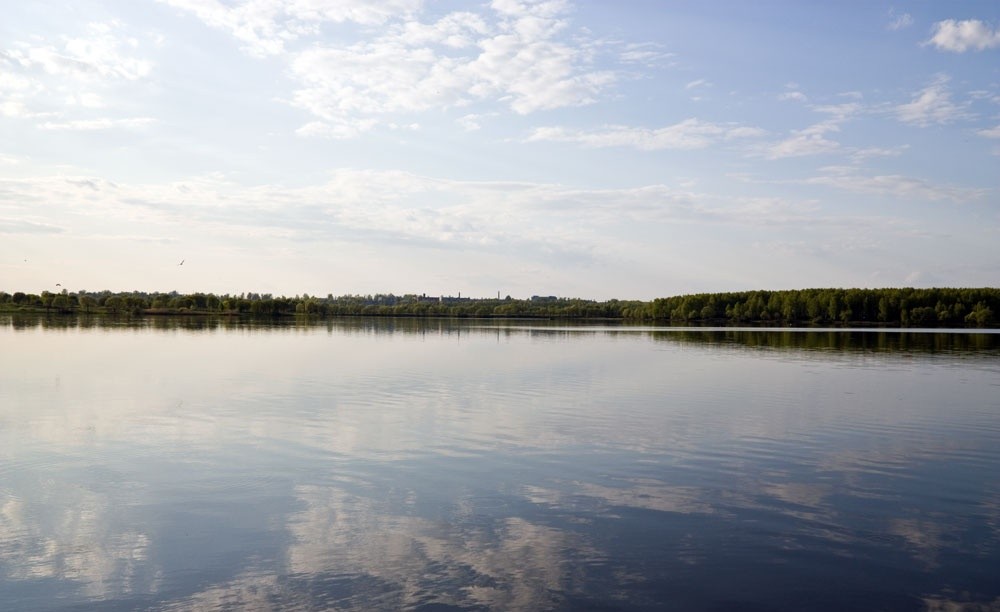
(887, 11), (913, 31)
(804, 166), (986, 202)
(163, 0), (622, 135)
(926, 19), (1000, 52)
(0, 218), (64, 234)
(850, 145), (909, 162)
(763, 104), (860, 159)
(457, 113), (484, 131)
(287, 1), (616, 124)
(158, 0), (424, 57)
(37, 117), (155, 131)
(396, 11), (490, 48)
(685, 79), (710, 90)
(978, 124), (1000, 138)
(0, 169), (802, 265)
(725, 126), (768, 140)
(0, 21), (152, 126)
(778, 91), (807, 102)
(7, 23), (151, 81)
(66, 92), (105, 108)
(765, 125), (840, 159)
(812, 102), (862, 121)
(0, 100), (46, 118)
(0, 67), (35, 92)
(619, 42), (675, 66)
(526, 119), (764, 151)
(295, 118), (377, 140)
(288, 41), (465, 119)
(896, 74), (971, 126)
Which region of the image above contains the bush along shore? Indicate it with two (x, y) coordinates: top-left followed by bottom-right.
(0, 287), (996, 327)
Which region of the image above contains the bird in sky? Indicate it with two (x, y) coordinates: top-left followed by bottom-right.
(179, 259), (185, 266)
(55, 283), (61, 286)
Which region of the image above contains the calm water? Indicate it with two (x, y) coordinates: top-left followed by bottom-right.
(2, 315), (999, 611)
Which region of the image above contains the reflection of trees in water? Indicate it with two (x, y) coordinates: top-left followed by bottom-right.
(4, 313), (998, 357)
(649, 328), (1000, 356)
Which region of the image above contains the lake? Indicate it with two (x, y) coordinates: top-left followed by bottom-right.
(1, 315), (999, 611)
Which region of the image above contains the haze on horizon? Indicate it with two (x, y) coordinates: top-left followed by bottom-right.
(1, 1), (998, 301)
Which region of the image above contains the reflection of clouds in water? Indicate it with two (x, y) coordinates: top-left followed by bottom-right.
(923, 596), (1000, 611)
(3, 324), (999, 608)
(761, 481), (831, 510)
(889, 517), (957, 569)
(525, 480), (718, 517)
(152, 484), (597, 610)
(0, 484), (155, 598)
(155, 572), (287, 612)
(287, 485), (592, 610)
(525, 472), (973, 573)
(984, 491), (1000, 543)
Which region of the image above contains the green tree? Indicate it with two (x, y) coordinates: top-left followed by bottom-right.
(51, 294), (71, 313)
(78, 295), (97, 313)
(965, 302), (994, 327)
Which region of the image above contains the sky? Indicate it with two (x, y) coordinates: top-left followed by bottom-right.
(1, 1), (998, 300)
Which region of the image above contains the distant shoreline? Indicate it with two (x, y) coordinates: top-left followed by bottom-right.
(2, 287), (997, 328)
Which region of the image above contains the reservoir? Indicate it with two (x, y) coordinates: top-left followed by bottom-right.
(1, 316), (998, 611)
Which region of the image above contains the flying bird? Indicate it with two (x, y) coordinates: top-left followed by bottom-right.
(55, 283), (61, 286)
(179, 259), (185, 266)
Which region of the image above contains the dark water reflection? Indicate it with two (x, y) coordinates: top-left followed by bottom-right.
(1, 315), (999, 611)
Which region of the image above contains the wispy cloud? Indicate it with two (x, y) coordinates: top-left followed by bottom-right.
(778, 91), (807, 102)
(4, 22), (151, 81)
(804, 166), (987, 202)
(0, 217), (65, 235)
(157, 0), (423, 57)
(896, 74), (971, 126)
(850, 145), (909, 162)
(526, 119), (764, 151)
(619, 42), (675, 67)
(926, 19), (1000, 52)
(978, 125), (1000, 138)
(457, 113), (489, 132)
(0, 100), (54, 119)
(762, 103), (860, 159)
(0, 21), (153, 126)
(37, 117), (155, 131)
(886, 10), (913, 31)
(0, 169), (820, 263)
(65, 92), (105, 108)
(295, 119), (376, 140)
(765, 125), (841, 159)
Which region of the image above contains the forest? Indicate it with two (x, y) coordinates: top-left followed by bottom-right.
(0, 287), (996, 326)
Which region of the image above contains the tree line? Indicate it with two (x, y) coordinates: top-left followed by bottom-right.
(636, 287), (996, 326)
(0, 287), (996, 326)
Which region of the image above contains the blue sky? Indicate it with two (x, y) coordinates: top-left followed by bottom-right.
(2, 1), (998, 299)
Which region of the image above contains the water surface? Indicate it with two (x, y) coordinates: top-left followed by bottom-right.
(1, 316), (999, 610)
